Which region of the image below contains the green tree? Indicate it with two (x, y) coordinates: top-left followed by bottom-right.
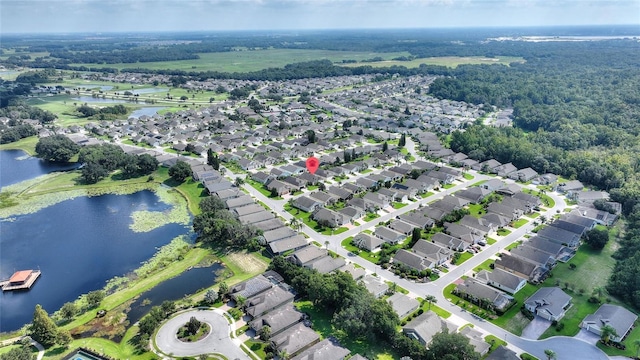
(411, 228), (422, 244)
(399, 133), (406, 147)
(204, 289), (218, 305)
(426, 330), (480, 360)
(169, 160), (192, 183)
(59, 302), (77, 321)
(424, 295), (437, 311)
(306, 130), (316, 143)
(382, 141), (388, 152)
(28, 305), (59, 348)
(260, 325), (271, 341)
(289, 217), (302, 232)
(0, 345), (35, 360)
(544, 349), (556, 360)
(199, 196), (226, 213)
(585, 228), (609, 250)
(86, 290), (105, 309)
(35, 135), (80, 162)
(187, 316), (201, 335)
(600, 324), (618, 343)
(234, 176), (245, 187)
(218, 282), (229, 298)
(80, 162), (109, 184)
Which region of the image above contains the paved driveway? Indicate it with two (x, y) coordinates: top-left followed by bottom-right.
(521, 316), (552, 340)
(155, 309), (250, 360)
(574, 328), (601, 345)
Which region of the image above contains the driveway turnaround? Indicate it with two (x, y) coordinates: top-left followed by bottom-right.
(155, 309), (250, 360)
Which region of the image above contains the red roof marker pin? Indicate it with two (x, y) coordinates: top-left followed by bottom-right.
(306, 156), (319, 175)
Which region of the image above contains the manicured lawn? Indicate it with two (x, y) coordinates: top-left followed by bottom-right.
(246, 179), (273, 197)
(486, 237), (497, 245)
(295, 301), (397, 360)
(364, 213), (380, 221)
(454, 251), (474, 265)
(414, 298), (452, 319)
(0, 135), (39, 155)
(392, 202), (407, 209)
(340, 56), (525, 69)
(463, 173), (474, 180)
(490, 283), (539, 335)
(485, 335), (507, 354)
(506, 240), (522, 251)
(361, 169), (373, 174)
(522, 188), (555, 208)
(467, 203), (485, 218)
(48, 325), (155, 360)
(471, 180), (487, 187)
(244, 339), (268, 359)
(443, 183), (455, 189)
(597, 322), (640, 358)
(420, 191), (435, 198)
(473, 259), (494, 273)
(497, 229), (512, 236)
(512, 219), (529, 229)
(526, 212), (541, 219)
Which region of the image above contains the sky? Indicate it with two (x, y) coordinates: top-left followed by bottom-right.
(1, 0), (639, 34)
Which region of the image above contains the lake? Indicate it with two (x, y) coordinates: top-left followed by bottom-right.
(0, 151), (191, 332)
(130, 87), (168, 95)
(72, 96), (127, 103)
(0, 150), (79, 188)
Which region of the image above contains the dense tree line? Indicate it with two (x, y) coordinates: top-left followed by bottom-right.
(269, 256), (479, 360)
(192, 196), (260, 250)
(607, 207), (640, 309)
(77, 104), (127, 118)
(0, 101), (57, 123)
(0, 122), (36, 144)
(14, 69), (57, 84)
(77, 143), (158, 184)
(35, 135), (80, 162)
(28, 304), (72, 348)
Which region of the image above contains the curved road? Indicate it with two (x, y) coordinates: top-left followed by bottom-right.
(155, 309), (250, 360)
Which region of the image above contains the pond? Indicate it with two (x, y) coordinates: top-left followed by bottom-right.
(130, 87), (168, 95)
(126, 263), (223, 325)
(129, 107), (167, 119)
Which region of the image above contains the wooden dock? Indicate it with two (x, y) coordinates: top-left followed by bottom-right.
(0, 270), (41, 291)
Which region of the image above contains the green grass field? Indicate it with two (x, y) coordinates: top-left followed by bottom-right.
(71, 49), (410, 73)
(340, 56), (525, 69)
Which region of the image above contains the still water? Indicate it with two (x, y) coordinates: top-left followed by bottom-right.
(0, 150), (79, 187)
(0, 151), (191, 331)
(129, 107), (166, 119)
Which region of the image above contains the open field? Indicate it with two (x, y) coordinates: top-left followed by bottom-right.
(340, 56), (525, 69)
(70, 49), (411, 73)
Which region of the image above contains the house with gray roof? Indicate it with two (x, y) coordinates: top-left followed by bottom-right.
(456, 187), (492, 204)
(495, 163), (517, 177)
(431, 232), (469, 251)
(459, 215), (495, 236)
(445, 222), (484, 244)
(387, 292), (420, 319)
(266, 180), (291, 196)
(305, 255), (346, 274)
(481, 213), (511, 228)
(537, 225), (582, 248)
(388, 219), (415, 235)
(525, 236), (575, 262)
(249, 304), (303, 337)
(327, 186), (353, 201)
(402, 311), (458, 346)
(374, 226), (406, 245)
(268, 235), (308, 255)
(309, 191), (338, 206)
(230, 274), (273, 301)
(455, 278), (514, 312)
(360, 274), (389, 298)
(233, 203), (266, 218)
(412, 240), (452, 267)
(289, 246), (327, 266)
(352, 233), (384, 252)
(245, 286), (295, 318)
(238, 210), (274, 225)
(270, 322), (320, 358)
(476, 269), (527, 295)
(494, 253), (548, 283)
(292, 196), (323, 213)
(226, 194), (254, 209)
(550, 219), (588, 237)
(253, 218), (286, 232)
(262, 227), (297, 244)
(581, 304), (638, 342)
(459, 326), (491, 356)
(557, 180), (584, 193)
(562, 213), (597, 230)
(393, 249), (431, 272)
(508, 167), (539, 182)
(312, 208), (350, 228)
(524, 287), (572, 321)
(399, 212), (434, 229)
(291, 338), (350, 360)
(487, 203), (523, 221)
(509, 245), (556, 269)
(420, 206), (447, 222)
(338, 206), (364, 222)
(338, 263), (366, 280)
(363, 192), (390, 210)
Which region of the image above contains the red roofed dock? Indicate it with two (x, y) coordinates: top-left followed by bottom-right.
(0, 270), (41, 291)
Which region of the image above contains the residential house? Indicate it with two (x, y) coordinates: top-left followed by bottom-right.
(454, 278), (514, 312)
(487, 203), (523, 221)
(494, 253), (548, 283)
(445, 222), (484, 244)
(456, 187), (492, 204)
(459, 326), (491, 356)
(327, 186), (353, 201)
(305, 255), (346, 274)
(338, 206), (364, 223)
(364, 192), (391, 210)
(412, 240), (452, 267)
(459, 215), (496, 236)
(352, 233), (384, 252)
(266, 180), (291, 196)
(338, 263), (366, 281)
(388, 219), (415, 235)
(229, 275), (273, 301)
(309, 191), (338, 206)
(482, 179), (506, 192)
(393, 249), (431, 272)
(387, 293), (420, 319)
(249, 305), (303, 337)
(253, 219), (287, 232)
(509, 245), (556, 269)
(268, 236), (308, 255)
(475, 269), (527, 295)
(312, 208), (350, 228)
(289, 246), (327, 266)
(537, 225), (582, 248)
(262, 227), (297, 244)
(226, 195), (255, 209)
(495, 163), (517, 177)
(402, 311), (458, 346)
(292, 196), (322, 213)
(525, 236), (575, 263)
(508, 167), (539, 182)
(252, 171), (275, 185)
(360, 274), (389, 298)
(399, 212), (435, 230)
(524, 287), (572, 322)
(551, 219), (588, 237)
(431, 232), (469, 252)
(557, 180), (584, 193)
(561, 213), (597, 231)
(290, 338), (350, 360)
(572, 207), (617, 226)
(420, 207), (447, 222)
(581, 304), (638, 342)
(233, 204), (267, 218)
(482, 213), (511, 228)
(374, 227), (406, 245)
(270, 323), (320, 358)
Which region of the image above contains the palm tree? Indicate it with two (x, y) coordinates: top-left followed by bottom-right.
(278, 349), (289, 360)
(289, 218), (302, 232)
(633, 338), (640, 358)
(234, 176), (245, 187)
(592, 286), (607, 300)
(600, 324), (618, 344)
(424, 295), (437, 311)
(544, 349), (556, 360)
(324, 240), (330, 249)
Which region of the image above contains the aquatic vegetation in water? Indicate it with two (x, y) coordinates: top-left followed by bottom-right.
(129, 187), (190, 232)
(135, 235), (192, 278)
